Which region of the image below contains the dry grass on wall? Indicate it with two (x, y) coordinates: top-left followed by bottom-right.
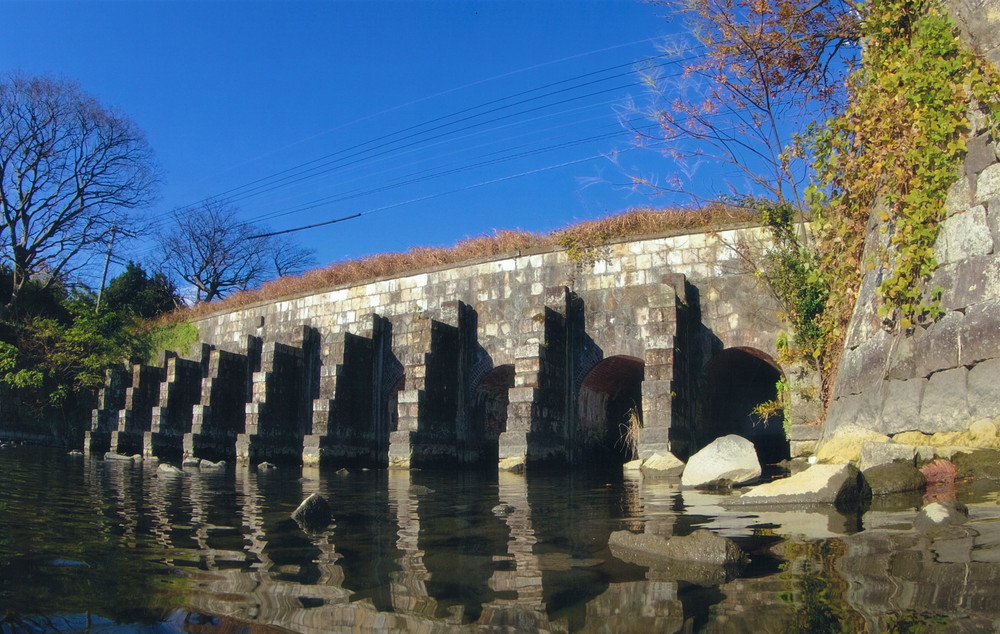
(164, 204), (757, 323)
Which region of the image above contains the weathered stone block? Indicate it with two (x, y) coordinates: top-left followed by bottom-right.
(958, 300), (1000, 366)
(879, 378), (924, 435)
(835, 329), (892, 395)
(858, 441), (918, 471)
(914, 311), (965, 377)
(968, 357), (1000, 419)
(976, 163), (1000, 203)
(730, 464), (870, 510)
(919, 368), (970, 433)
(935, 205), (994, 265)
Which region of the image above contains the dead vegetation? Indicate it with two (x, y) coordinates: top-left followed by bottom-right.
(164, 204), (757, 322)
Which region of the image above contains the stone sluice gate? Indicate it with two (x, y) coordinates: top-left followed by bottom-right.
(85, 226), (816, 468)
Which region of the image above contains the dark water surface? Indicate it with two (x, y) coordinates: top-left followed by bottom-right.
(2, 446), (1000, 633)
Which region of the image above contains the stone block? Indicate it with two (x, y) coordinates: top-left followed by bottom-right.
(919, 368), (970, 433)
(945, 175), (975, 216)
(976, 163), (1000, 203)
(834, 329), (892, 396)
(788, 424), (822, 441)
(858, 441), (917, 472)
(933, 255), (1000, 308)
(968, 357), (1000, 419)
(935, 205), (994, 265)
(879, 378), (924, 435)
(914, 310), (964, 377)
(958, 300), (1000, 365)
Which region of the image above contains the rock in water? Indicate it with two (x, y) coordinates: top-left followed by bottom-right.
(863, 461), (926, 495)
(492, 503), (516, 517)
(157, 463), (183, 476)
(681, 435), (761, 488)
(729, 463), (871, 510)
(292, 493), (333, 531)
(609, 529), (747, 566)
(641, 452), (685, 477)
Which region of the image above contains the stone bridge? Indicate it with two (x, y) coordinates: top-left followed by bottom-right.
(85, 222), (819, 469)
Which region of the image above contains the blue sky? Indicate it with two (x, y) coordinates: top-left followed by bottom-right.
(0, 0), (714, 277)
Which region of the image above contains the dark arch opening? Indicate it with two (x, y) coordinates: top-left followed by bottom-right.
(577, 356), (645, 466)
(470, 364), (515, 460)
(700, 347), (789, 463)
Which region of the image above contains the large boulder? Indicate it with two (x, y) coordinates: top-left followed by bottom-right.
(863, 461), (926, 495)
(608, 529), (748, 586)
(729, 463), (871, 510)
(291, 493), (333, 532)
(681, 435), (760, 488)
(608, 529), (747, 565)
(157, 463), (183, 476)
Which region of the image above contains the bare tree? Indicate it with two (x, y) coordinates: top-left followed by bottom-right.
(159, 200), (315, 303)
(620, 0), (859, 211)
(268, 234), (317, 278)
(0, 74), (157, 313)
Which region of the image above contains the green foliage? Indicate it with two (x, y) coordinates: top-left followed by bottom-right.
(812, 0), (1000, 334)
(742, 196), (828, 357)
(556, 230), (612, 269)
(102, 262), (181, 319)
(137, 321), (199, 365)
(0, 293), (142, 435)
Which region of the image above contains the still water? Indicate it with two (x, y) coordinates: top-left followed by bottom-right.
(2, 446), (1000, 633)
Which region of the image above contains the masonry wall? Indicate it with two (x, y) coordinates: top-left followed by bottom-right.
(825, 2), (1000, 437)
(172, 224), (790, 466)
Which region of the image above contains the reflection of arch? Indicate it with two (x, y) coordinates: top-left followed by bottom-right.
(700, 347), (788, 463)
(577, 356), (645, 465)
(472, 365), (515, 440)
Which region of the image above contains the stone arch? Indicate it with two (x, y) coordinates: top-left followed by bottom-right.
(576, 355), (645, 465)
(699, 347), (788, 463)
(471, 364), (515, 440)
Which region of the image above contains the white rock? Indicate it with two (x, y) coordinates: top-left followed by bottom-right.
(681, 435), (761, 488)
(730, 463), (868, 509)
(641, 452), (685, 476)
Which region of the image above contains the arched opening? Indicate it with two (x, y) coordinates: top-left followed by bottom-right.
(700, 347), (789, 463)
(577, 356), (645, 465)
(470, 364), (515, 461)
(472, 365), (514, 436)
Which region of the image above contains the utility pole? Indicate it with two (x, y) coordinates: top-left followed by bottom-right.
(95, 226), (117, 313)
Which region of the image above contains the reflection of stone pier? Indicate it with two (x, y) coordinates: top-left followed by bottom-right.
(386, 469), (437, 617)
(479, 472), (549, 629)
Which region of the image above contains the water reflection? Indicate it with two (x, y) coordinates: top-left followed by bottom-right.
(2, 447), (1000, 632)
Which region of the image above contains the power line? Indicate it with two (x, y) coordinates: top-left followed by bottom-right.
(167, 51), (705, 218)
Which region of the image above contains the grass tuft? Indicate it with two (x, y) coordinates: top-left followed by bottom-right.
(161, 204), (757, 323)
